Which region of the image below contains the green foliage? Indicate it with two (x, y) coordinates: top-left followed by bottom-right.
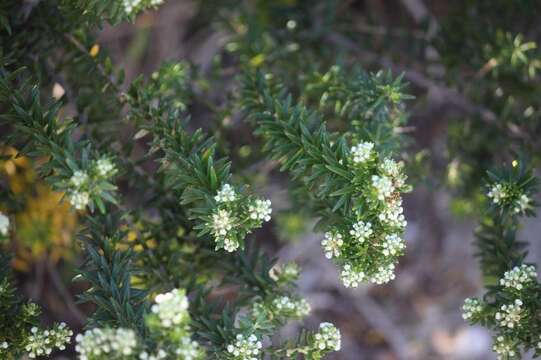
(463, 162), (540, 359)
(76, 213), (148, 332)
(242, 71), (411, 286)
(0, 254), (72, 359)
(0, 69), (119, 213)
(303, 66), (413, 153)
(2, 0), (540, 359)
(476, 161), (538, 280)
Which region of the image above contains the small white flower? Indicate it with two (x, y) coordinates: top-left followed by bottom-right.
(212, 209), (233, 237)
(151, 289), (189, 328)
(381, 234), (405, 257)
(248, 199), (272, 222)
(0, 212), (10, 236)
(95, 158), (116, 178)
(340, 264), (365, 288)
(380, 158), (406, 188)
(26, 323), (73, 359)
(70, 170), (89, 188)
(351, 142), (374, 164)
(272, 296), (311, 317)
(269, 262), (299, 281)
(370, 263), (396, 285)
(223, 237), (240, 252)
(500, 264), (537, 290)
(378, 198), (407, 229)
(123, 0), (142, 14)
(215, 184), (237, 203)
(123, 0), (164, 15)
(492, 336), (517, 360)
(495, 299), (523, 329)
(487, 183), (508, 204)
(514, 194), (530, 213)
(321, 231), (344, 259)
(175, 336), (202, 360)
(349, 221), (372, 243)
(226, 333), (262, 360)
(380, 158), (400, 177)
(372, 175), (394, 201)
(0, 341), (7, 349)
(139, 350), (167, 360)
(313, 322), (341, 352)
(76, 328), (137, 359)
(69, 191), (90, 210)
(462, 297), (483, 320)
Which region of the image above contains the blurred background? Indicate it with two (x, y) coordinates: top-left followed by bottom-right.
(2, 0), (541, 359)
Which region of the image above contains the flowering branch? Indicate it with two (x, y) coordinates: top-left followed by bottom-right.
(242, 71), (411, 287)
(462, 161), (541, 359)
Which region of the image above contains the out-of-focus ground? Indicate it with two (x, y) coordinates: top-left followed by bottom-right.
(9, 0), (541, 359)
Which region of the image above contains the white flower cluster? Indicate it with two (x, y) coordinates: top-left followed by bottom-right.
(75, 328), (137, 360)
(269, 262), (300, 282)
(123, 0), (164, 15)
(487, 183), (508, 204)
(495, 299), (523, 329)
(1, 341), (7, 350)
(349, 221), (372, 243)
(226, 334), (262, 360)
(381, 234), (405, 257)
(139, 338), (201, 360)
(139, 349), (167, 360)
(326, 144), (408, 288)
(69, 170), (90, 209)
(0, 211), (9, 236)
(210, 185), (272, 252)
(272, 296), (311, 317)
(69, 170), (90, 210)
(351, 142), (374, 164)
(69, 191), (90, 210)
(313, 322), (341, 352)
(500, 264), (537, 290)
(248, 199), (272, 222)
(211, 209), (237, 252)
(95, 158), (116, 178)
(514, 194), (530, 213)
(493, 336), (517, 360)
(321, 231), (343, 259)
(372, 175), (394, 201)
(173, 337), (202, 360)
(380, 158), (401, 178)
(67, 157), (117, 210)
(151, 288), (189, 328)
(26, 323), (72, 359)
(340, 264), (365, 288)
(70, 170), (89, 187)
(370, 263), (396, 285)
(215, 184), (237, 203)
(378, 198), (407, 228)
(462, 297), (483, 320)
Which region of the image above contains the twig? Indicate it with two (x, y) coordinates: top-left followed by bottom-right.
(338, 287), (411, 360)
(31, 258), (46, 300)
(399, 0), (439, 39)
(46, 260), (86, 325)
(324, 32), (498, 124)
(64, 33), (121, 92)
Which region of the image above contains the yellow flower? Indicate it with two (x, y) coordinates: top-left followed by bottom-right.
(1, 147), (77, 270)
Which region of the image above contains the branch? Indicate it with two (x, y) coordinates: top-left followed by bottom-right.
(324, 33), (498, 124)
